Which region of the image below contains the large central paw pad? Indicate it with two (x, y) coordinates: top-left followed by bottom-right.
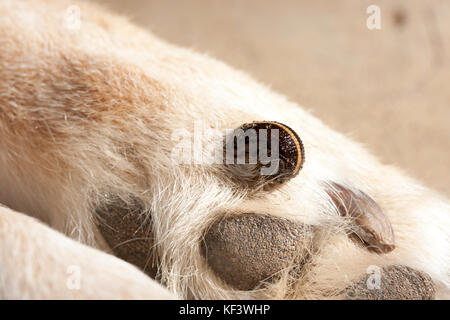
(201, 214), (314, 290)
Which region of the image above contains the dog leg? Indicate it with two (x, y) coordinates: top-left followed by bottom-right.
(0, 204), (175, 299)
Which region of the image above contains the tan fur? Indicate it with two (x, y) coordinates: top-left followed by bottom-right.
(0, 0), (448, 299)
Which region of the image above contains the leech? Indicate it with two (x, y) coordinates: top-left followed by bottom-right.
(223, 121), (305, 189)
(327, 183), (395, 254)
(201, 213), (314, 290)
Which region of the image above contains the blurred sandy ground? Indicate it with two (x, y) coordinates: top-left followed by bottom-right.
(93, 0), (449, 196)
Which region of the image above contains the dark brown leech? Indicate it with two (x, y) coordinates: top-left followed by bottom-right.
(327, 183), (395, 254)
(344, 265), (435, 300)
(201, 213), (314, 290)
(223, 121), (305, 188)
(95, 195), (158, 278)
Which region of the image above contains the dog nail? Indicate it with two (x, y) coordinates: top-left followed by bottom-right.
(327, 183), (395, 254)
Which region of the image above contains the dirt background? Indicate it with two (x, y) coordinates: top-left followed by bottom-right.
(93, 0), (449, 196)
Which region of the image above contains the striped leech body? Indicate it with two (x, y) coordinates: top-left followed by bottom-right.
(224, 121), (305, 188)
